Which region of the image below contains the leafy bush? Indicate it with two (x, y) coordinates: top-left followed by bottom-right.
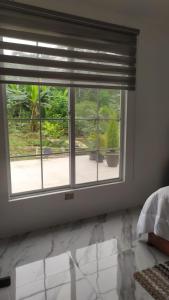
(75, 100), (97, 136)
(87, 133), (97, 150)
(44, 88), (68, 118)
(43, 121), (64, 139)
(106, 112), (119, 151)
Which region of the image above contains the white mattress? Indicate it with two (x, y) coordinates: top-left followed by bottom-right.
(137, 186), (169, 241)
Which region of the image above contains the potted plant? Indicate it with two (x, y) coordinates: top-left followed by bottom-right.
(87, 133), (97, 160)
(87, 133), (104, 162)
(96, 134), (105, 162)
(105, 113), (120, 167)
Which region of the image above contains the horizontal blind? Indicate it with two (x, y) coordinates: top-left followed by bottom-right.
(0, 0), (139, 90)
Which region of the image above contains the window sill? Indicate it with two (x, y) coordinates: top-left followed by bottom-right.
(9, 178), (125, 202)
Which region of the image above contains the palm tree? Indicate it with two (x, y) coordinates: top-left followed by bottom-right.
(6, 84), (27, 118)
(24, 85), (48, 132)
(24, 85), (39, 132)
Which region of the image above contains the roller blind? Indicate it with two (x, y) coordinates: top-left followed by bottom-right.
(0, 0), (139, 90)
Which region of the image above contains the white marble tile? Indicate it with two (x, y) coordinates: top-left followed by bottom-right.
(46, 283), (71, 300)
(24, 292), (46, 300)
(0, 207), (168, 300)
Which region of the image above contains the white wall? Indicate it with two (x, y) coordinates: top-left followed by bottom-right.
(1, 0), (169, 237)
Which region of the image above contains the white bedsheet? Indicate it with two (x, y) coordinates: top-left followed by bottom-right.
(137, 186), (169, 241)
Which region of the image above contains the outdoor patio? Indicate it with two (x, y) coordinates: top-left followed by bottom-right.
(10, 155), (119, 194)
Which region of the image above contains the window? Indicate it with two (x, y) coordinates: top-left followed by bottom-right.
(0, 1), (138, 196)
(5, 84), (124, 195)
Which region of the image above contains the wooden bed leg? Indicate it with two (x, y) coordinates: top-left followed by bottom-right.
(148, 233), (169, 256)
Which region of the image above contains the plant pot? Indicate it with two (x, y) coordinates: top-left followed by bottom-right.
(106, 153), (119, 167)
(96, 152), (104, 163)
(89, 150), (97, 160)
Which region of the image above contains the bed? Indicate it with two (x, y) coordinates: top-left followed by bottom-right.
(137, 186), (169, 255)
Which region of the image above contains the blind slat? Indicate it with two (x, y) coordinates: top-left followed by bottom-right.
(0, 0), (139, 90)
(0, 40), (136, 65)
(0, 55), (136, 75)
(0, 68), (135, 85)
(0, 79), (135, 90)
(0, 26), (135, 56)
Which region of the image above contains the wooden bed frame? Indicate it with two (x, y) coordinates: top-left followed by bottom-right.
(148, 233), (169, 256)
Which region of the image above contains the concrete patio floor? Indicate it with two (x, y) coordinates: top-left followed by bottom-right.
(10, 155), (119, 193)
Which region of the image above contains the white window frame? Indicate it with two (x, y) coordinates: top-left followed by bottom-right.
(0, 84), (127, 198)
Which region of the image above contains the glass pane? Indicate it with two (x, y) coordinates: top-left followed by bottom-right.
(102, 119), (120, 152)
(98, 119), (121, 181)
(75, 120), (97, 152)
(97, 120), (120, 151)
(75, 88), (98, 119)
(75, 87), (122, 184)
(98, 151), (120, 181)
(41, 87), (68, 119)
(43, 153), (69, 188)
(10, 156), (41, 193)
(98, 89), (121, 119)
(42, 120), (69, 155)
(8, 120), (40, 157)
(76, 150), (97, 184)
(6, 84), (40, 119)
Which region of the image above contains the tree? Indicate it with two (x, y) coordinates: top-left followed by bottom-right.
(6, 84), (49, 132)
(24, 85), (49, 132)
(106, 112), (119, 151)
(6, 84), (28, 118)
(44, 87), (68, 118)
(43, 87), (68, 135)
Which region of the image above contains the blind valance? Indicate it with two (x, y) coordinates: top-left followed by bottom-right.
(0, 0), (139, 90)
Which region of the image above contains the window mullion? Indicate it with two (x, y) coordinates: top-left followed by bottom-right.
(39, 85), (44, 190)
(96, 89), (99, 182)
(69, 87), (75, 188)
(119, 90), (126, 180)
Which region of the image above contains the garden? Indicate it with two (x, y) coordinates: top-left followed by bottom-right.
(6, 84), (121, 167)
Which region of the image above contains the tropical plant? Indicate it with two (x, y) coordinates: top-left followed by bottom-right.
(98, 134), (106, 151)
(106, 112), (119, 151)
(6, 84), (49, 132)
(24, 85), (49, 132)
(87, 132), (97, 151)
(6, 84), (28, 118)
(43, 121), (64, 139)
(75, 101), (97, 136)
(44, 87), (68, 134)
(44, 88), (68, 118)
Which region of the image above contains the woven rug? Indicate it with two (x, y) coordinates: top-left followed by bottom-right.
(134, 261), (169, 300)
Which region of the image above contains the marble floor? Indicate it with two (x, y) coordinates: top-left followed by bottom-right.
(0, 208), (168, 300)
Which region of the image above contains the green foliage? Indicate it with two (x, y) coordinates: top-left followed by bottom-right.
(43, 121), (68, 151)
(43, 121), (64, 139)
(99, 134), (106, 149)
(106, 112), (119, 151)
(76, 100), (97, 118)
(6, 84), (28, 118)
(42, 87), (68, 135)
(75, 100), (97, 136)
(6, 84), (121, 156)
(98, 89), (121, 116)
(87, 133), (106, 151)
(87, 133), (97, 150)
(76, 88), (98, 103)
(44, 88), (68, 119)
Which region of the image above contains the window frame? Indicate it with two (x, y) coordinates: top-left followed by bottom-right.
(1, 84), (127, 198)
